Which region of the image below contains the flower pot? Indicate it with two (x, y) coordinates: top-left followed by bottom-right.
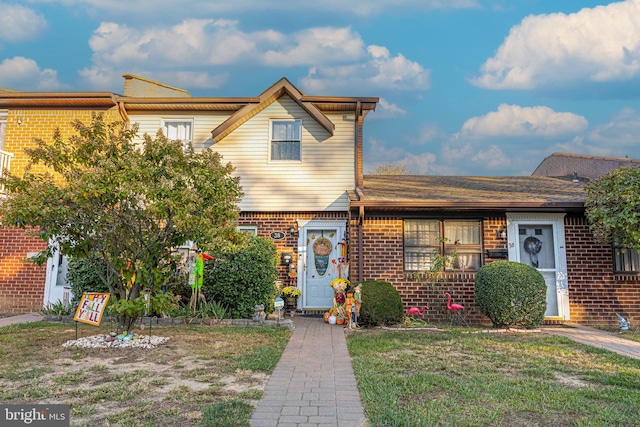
(285, 297), (297, 309)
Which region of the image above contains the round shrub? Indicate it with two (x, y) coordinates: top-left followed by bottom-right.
(357, 280), (404, 327)
(67, 255), (112, 306)
(474, 261), (547, 328)
(203, 235), (279, 319)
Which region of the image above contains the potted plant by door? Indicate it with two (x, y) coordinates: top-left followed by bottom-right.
(281, 286), (302, 310)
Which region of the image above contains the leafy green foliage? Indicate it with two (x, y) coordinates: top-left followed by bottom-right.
(41, 300), (73, 316)
(357, 280), (404, 327)
(203, 235), (279, 319)
(585, 166), (640, 250)
(0, 114), (242, 329)
(67, 255), (112, 307)
(474, 261), (547, 328)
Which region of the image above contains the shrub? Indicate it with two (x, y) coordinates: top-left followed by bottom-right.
(203, 235), (279, 319)
(66, 255), (112, 307)
(474, 261), (547, 328)
(357, 280), (404, 327)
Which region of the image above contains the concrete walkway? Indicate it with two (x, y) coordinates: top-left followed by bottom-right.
(250, 316), (367, 427)
(542, 324), (640, 360)
(0, 312), (43, 328)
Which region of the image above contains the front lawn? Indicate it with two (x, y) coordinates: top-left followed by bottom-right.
(0, 322), (290, 427)
(348, 329), (640, 426)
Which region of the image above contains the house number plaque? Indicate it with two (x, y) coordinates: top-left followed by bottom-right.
(270, 231), (286, 240)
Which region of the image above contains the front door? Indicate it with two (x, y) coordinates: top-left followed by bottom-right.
(506, 213), (570, 320)
(298, 220), (346, 310)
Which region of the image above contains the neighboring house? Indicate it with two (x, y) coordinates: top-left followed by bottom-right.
(533, 152), (640, 180)
(1, 77), (637, 327)
(348, 175), (638, 326)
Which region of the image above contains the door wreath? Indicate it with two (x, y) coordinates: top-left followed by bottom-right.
(313, 236), (332, 276)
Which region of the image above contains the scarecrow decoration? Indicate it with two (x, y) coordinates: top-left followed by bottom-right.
(189, 249), (215, 311)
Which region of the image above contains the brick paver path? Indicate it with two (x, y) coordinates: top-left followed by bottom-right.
(250, 316), (367, 427)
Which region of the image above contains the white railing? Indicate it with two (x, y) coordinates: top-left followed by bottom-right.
(0, 149), (13, 194)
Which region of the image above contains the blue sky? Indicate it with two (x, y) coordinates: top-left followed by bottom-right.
(2, 0), (640, 175)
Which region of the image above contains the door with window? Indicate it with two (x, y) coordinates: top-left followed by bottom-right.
(506, 213), (569, 320)
(298, 220), (346, 309)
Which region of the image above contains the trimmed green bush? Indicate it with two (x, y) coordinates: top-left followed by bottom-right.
(203, 235), (279, 319)
(474, 261), (547, 328)
(357, 280), (404, 327)
(66, 255), (112, 306)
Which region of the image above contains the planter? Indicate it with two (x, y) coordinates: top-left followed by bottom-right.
(285, 297), (298, 310)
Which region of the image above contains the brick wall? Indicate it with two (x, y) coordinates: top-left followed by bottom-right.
(0, 226), (47, 313)
(5, 109), (120, 178)
(349, 215), (640, 326)
(349, 216), (509, 324)
(238, 211), (348, 286)
(1, 108), (120, 314)
(565, 216), (640, 326)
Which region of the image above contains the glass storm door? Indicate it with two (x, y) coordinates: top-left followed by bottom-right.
(517, 225), (558, 317)
(304, 228), (340, 309)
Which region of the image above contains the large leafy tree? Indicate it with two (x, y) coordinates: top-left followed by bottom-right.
(584, 166), (640, 250)
(0, 114), (243, 329)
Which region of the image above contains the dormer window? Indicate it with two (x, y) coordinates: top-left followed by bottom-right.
(162, 119), (193, 150)
(271, 120), (301, 161)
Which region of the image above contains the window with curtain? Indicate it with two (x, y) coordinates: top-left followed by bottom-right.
(404, 219), (482, 271)
(162, 120), (193, 150)
(613, 246), (640, 273)
(271, 120), (301, 161)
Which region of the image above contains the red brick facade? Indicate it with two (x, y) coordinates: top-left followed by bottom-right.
(349, 215), (639, 326)
(0, 226), (47, 313)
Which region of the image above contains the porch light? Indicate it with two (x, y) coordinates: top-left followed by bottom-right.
(289, 225), (297, 235)
(497, 228), (507, 240)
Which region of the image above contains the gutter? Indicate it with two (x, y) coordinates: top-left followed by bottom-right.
(355, 187), (365, 283)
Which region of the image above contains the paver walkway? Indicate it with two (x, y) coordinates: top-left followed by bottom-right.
(543, 324), (640, 360)
(250, 316), (367, 427)
(0, 312), (43, 328)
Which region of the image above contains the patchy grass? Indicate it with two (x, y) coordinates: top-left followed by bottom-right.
(0, 321), (290, 426)
(348, 329), (640, 427)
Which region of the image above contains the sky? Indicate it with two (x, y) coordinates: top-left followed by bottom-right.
(2, 0), (640, 176)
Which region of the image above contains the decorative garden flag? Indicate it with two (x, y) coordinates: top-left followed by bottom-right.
(73, 292), (110, 326)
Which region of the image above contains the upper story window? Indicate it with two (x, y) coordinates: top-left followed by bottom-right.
(404, 219), (482, 272)
(0, 111), (7, 151)
(613, 245), (640, 273)
(271, 120), (301, 161)
(162, 119), (193, 150)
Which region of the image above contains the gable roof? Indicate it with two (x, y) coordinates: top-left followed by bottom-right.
(350, 175), (586, 212)
(211, 77), (334, 143)
(532, 152), (640, 180)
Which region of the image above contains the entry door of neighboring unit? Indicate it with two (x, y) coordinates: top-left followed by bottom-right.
(517, 224), (559, 317)
(506, 213), (570, 320)
(304, 228), (340, 309)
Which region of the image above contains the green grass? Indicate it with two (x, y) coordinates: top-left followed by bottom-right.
(0, 322), (290, 427)
(348, 330), (640, 426)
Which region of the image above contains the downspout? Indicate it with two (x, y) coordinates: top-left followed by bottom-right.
(356, 188), (365, 283)
(116, 100), (130, 127)
(354, 101), (365, 283)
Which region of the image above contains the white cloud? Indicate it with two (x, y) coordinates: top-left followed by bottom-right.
(80, 19), (428, 93)
(300, 45), (430, 93)
(371, 99), (407, 119)
(263, 27), (366, 67)
(472, 0), (640, 89)
(458, 104), (588, 138)
(588, 108), (640, 147)
(0, 57), (63, 90)
(0, 4), (47, 42)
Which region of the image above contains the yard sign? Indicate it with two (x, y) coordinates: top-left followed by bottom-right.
(73, 292), (110, 326)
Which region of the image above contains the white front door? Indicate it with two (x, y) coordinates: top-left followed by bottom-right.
(298, 220), (346, 309)
(43, 243), (71, 308)
(506, 213), (570, 320)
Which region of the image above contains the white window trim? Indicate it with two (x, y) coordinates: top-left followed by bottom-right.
(237, 225), (258, 235)
(269, 119), (302, 163)
(161, 118), (194, 150)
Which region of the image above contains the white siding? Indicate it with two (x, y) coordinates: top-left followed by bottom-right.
(128, 96), (356, 212)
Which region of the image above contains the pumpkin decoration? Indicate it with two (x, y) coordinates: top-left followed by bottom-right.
(323, 312), (330, 323)
(328, 315), (337, 325)
(336, 315), (345, 325)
